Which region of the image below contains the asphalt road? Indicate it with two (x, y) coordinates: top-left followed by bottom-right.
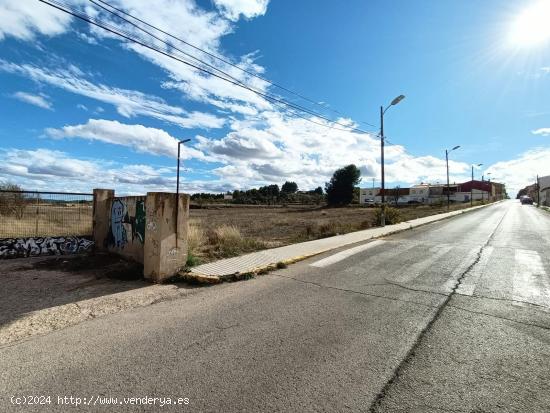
(1, 200), (549, 412)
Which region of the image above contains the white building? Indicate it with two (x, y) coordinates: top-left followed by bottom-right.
(409, 184), (430, 203)
(359, 188), (379, 204)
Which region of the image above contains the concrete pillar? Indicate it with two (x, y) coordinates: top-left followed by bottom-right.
(143, 192), (189, 282)
(92, 188), (114, 251)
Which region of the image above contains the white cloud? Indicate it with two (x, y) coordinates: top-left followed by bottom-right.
(0, 0), (73, 40)
(12, 91), (53, 110)
(532, 128), (550, 136)
(484, 147), (550, 196)
(212, 0), (269, 21)
(76, 31), (98, 45)
(0, 60), (224, 129)
(0, 148), (177, 194)
(45, 119), (208, 160)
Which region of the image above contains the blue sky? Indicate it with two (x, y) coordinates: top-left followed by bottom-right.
(1, 0), (550, 196)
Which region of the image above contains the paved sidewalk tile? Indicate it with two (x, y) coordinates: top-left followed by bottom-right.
(190, 204), (489, 278)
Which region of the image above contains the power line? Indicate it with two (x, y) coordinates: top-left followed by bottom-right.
(40, 0), (375, 134)
(91, 0), (378, 128)
(85, 0), (370, 133)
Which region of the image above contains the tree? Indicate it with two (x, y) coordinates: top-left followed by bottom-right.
(313, 186), (323, 195)
(281, 181), (298, 194)
(0, 182), (25, 219)
(393, 185), (401, 205)
(325, 164), (361, 206)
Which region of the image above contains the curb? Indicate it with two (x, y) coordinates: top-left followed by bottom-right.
(184, 201), (504, 284)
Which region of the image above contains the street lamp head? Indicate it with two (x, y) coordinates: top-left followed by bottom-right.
(391, 95), (405, 106)
(451, 145), (460, 151)
(179, 138), (191, 144)
(477, 163), (483, 167)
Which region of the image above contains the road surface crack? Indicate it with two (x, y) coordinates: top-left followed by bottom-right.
(447, 304), (550, 331)
(273, 274), (438, 309)
(368, 206), (509, 412)
(455, 292), (550, 310)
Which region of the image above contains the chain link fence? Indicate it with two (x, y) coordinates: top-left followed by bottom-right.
(0, 190), (93, 238)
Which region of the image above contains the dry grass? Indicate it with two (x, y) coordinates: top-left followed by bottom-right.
(189, 201), (492, 263)
(0, 205), (93, 238)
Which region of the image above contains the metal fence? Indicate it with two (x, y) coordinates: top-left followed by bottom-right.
(0, 190), (93, 238)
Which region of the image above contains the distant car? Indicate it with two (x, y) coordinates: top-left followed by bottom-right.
(363, 199), (375, 206)
(520, 196), (534, 205)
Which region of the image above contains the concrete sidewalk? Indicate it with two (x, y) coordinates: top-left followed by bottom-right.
(188, 203), (497, 282)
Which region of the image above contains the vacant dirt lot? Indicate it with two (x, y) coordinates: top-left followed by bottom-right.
(188, 202), (487, 263)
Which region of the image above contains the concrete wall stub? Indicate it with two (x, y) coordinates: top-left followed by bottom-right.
(143, 192), (189, 283)
(93, 189), (114, 252)
(105, 195), (146, 264)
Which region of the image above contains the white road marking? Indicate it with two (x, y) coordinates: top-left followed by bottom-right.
(392, 244), (453, 283)
(456, 246), (494, 296)
(309, 240), (386, 268)
(513, 249), (550, 305)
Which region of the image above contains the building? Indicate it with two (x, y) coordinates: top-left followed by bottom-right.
(456, 180), (492, 202)
(359, 180), (505, 205)
(223, 193), (233, 200)
(409, 184), (430, 203)
(377, 188), (411, 204)
(359, 187), (411, 204)
(538, 175), (550, 206)
(359, 187), (379, 204)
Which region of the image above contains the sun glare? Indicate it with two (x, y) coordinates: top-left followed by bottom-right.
(509, 1), (550, 47)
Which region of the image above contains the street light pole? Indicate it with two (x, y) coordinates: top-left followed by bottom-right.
(379, 94), (405, 227)
(380, 106), (385, 226)
(445, 145), (460, 210)
(176, 138), (191, 246)
(487, 172), (493, 202)
(471, 163), (483, 207)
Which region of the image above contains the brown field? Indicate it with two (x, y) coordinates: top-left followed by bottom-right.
(0, 205), (93, 238)
(188, 201), (489, 263)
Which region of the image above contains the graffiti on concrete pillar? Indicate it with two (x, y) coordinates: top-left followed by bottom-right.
(109, 199), (127, 248)
(0, 237), (94, 259)
(106, 198), (146, 249)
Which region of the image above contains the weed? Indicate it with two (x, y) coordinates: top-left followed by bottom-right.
(276, 261), (288, 269)
(373, 206), (402, 225)
(186, 253), (200, 267)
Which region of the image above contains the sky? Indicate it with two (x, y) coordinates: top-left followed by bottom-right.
(1, 0), (550, 197)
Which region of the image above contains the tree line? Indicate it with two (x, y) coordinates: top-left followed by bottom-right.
(191, 164), (362, 207)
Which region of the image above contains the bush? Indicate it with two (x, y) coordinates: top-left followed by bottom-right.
(0, 182), (25, 219)
(373, 206), (402, 225)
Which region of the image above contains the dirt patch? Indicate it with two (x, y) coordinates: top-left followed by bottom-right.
(0, 254), (197, 345)
(26, 253), (143, 281)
